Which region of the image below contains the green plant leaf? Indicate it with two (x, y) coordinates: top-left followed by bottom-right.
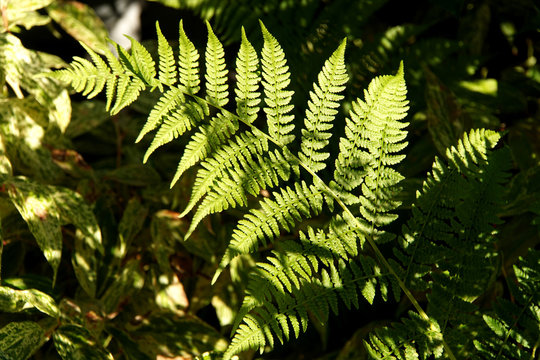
(53, 324), (113, 360)
(106, 327), (152, 360)
(133, 312), (228, 357)
(0, 321), (45, 360)
(0, 286), (59, 317)
(99, 259), (145, 314)
(5, 177), (63, 283)
(2, 0), (53, 32)
(47, 1), (109, 54)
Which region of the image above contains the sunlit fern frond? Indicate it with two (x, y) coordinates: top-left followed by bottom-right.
(235, 27), (261, 123)
(170, 111), (238, 187)
(299, 39), (348, 173)
(260, 21), (295, 145)
(205, 21), (229, 107)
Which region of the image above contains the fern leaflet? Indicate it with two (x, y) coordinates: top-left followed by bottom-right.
(156, 22), (177, 86)
(235, 27), (261, 123)
(299, 39), (348, 172)
(205, 22), (229, 107)
(260, 21), (295, 145)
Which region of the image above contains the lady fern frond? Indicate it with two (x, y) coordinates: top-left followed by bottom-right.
(367, 129), (512, 359)
(205, 22), (229, 107)
(178, 19), (200, 95)
(260, 21), (295, 145)
(299, 39), (348, 172)
(156, 22), (177, 86)
(235, 27), (261, 123)
(47, 20), (470, 360)
(179, 132), (268, 219)
(170, 112), (238, 187)
(214, 181), (327, 281)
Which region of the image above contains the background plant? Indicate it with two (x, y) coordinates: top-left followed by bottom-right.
(0, 0), (538, 359)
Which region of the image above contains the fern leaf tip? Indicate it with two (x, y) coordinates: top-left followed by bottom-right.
(211, 269), (222, 285)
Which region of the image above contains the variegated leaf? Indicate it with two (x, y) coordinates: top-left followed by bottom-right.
(99, 259), (145, 314)
(0, 286), (59, 317)
(47, 1), (109, 54)
(53, 325), (113, 360)
(6, 178), (63, 283)
(0, 321), (45, 360)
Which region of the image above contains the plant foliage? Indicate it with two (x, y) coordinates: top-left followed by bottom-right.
(1, 1), (539, 359)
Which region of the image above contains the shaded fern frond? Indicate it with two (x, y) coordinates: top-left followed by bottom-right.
(299, 39), (348, 172)
(364, 311), (445, 360)
(260, 21), (295, 145)
(474, 249), (540, 359)
(370, 129), (512, 358)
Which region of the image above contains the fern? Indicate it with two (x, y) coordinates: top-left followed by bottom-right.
(299, 39), (348, 172)
(260, 21), (295, 145)
(366, 129), (513, 359)
(51, 20), (516, 360)
(474, 249), (540, 359)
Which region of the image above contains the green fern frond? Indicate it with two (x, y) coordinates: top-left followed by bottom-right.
(474, 249), (540, 359)
(299, 39), (348, 172)
(156, 22), (177, 86)
(375, 129), (512, 358)
(214, 181), (327, 282)
(46, 42), (109, 100)
(205, 22), (229, 107)
(364, 311), (445, 360)
(235, 27), (261, 123)
(170, 111), (238, 187)
(260, 21), (295, 145)
(110, 73), (145, 115)
(143, 101), (204, 162)
(121, 36), (158, 87)
(185, 149), (292, 238)
(179, 19), (201, 94)
(334, 62), (409, 236)
(180, 132), (268, 219)
(225, 250), (396, 360)
(137, 87), (185, 143)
